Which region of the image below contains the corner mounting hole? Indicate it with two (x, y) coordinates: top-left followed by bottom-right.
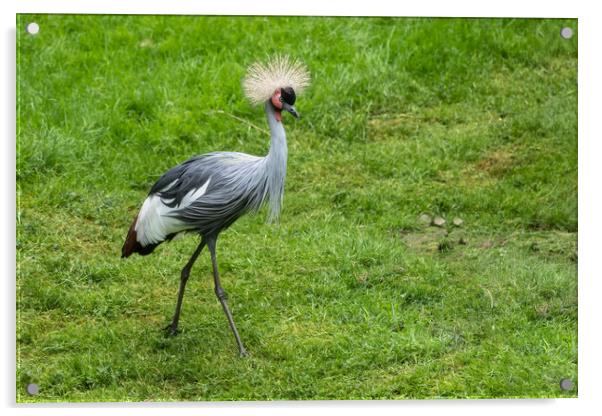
(26, 383), (39, 395)
(560, 27), (573, 39)
(26, 22), (40, 35)
(560, 378), (574, 391)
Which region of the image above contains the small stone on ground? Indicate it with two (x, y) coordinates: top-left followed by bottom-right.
(432, 216), (446, 227)
(419, 213), (432, 224)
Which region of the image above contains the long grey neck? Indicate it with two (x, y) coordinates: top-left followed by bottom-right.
(263, 101), (288, 222)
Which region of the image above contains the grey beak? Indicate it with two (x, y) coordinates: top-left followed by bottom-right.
(282, 103), (300, 118)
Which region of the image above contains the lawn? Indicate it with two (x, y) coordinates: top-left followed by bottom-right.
(16, 15), (577, 401)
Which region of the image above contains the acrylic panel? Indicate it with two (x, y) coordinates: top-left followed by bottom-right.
(16, 14), (577, 402)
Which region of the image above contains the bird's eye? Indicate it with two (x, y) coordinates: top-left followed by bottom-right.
(279, 96), (283, 102)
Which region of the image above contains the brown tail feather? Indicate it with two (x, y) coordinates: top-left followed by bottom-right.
(122, 214), (164, 258)
(121, 215), (139, 258)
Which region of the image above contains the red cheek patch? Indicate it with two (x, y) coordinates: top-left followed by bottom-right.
(271, 90), (283, 109)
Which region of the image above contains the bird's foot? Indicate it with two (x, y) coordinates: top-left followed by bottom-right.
(163, 323), (180, 337)
(238, 345), (249, 358)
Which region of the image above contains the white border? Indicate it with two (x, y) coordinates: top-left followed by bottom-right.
(4, 0), (585, 17)
(3, 1), (601, 416)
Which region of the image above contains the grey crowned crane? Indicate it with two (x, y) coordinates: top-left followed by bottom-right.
(121, 56), (310, 356)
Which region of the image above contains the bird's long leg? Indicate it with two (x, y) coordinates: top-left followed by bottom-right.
(164, 238), (206, 336)
(206, 236), (248, 357)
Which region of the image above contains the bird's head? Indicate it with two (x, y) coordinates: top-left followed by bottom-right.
(243, 55), (310, 122)
(271, 87), (299, 121)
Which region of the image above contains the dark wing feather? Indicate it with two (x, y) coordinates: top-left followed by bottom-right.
(149, 156), (213, 208)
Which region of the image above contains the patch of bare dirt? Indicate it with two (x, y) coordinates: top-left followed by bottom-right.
(475, 148), (516, 177)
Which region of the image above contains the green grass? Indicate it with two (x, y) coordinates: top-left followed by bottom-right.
(16, 15), (577, 401)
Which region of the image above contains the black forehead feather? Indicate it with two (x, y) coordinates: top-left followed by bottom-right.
(280, 87), (296, 105)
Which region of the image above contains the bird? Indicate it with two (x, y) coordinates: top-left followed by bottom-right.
(121, 56), (310, 357)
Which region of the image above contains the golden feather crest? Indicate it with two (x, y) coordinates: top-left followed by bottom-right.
(243, 55), (311, 105)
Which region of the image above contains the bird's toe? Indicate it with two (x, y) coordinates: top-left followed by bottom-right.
(163, 324), (181, 337)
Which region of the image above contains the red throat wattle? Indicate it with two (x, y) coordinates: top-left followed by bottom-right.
(271, 89), (283, 122)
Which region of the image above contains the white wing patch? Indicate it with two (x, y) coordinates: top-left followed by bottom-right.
(161, 179), (178, 192)
(180, 177), (211, 207)
(135, 178), (211, 246)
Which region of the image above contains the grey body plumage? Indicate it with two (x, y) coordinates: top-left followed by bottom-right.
(121, 56), (309, 356)
(152, 102), (287, 238)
